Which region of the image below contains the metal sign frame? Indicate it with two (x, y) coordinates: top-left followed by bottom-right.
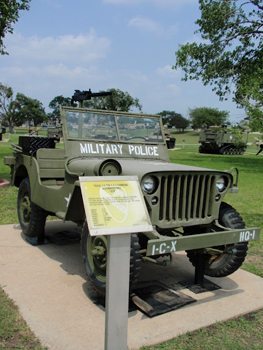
(79, 176), (153, 350)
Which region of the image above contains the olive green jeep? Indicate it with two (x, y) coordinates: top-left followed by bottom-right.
(4, 91), (260, 295)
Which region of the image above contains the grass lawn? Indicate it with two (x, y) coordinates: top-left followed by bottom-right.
(0, 131), (262, 349)
(0, 289), (46, 350)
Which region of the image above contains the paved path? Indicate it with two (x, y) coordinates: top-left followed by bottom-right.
(0, 222), (262, 350)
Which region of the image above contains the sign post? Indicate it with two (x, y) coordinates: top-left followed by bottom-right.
(79, 176), (153, 350)
(105, 233), (131, 350)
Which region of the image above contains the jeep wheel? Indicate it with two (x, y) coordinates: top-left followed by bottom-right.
(17, 178), (47, 244)
(81, 221), (142, 295)
(185, 202), (248, 277)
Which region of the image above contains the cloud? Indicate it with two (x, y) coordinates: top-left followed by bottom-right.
(156, 65), (175, 77)
(128, 17), (178, 36)
(0, 31), (111, 107)
(0, 29), (241, 119)
(167, 83), (180, 95)
(128, 16), (161, 33)
(0, 62), (108, 101)
(1, 64), (100, 80)
(5, 31), (111, 64)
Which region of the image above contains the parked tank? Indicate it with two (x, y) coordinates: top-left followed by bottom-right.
(199, 126), (248, 155)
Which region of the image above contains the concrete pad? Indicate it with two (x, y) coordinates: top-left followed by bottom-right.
(0, 222), (262, 350)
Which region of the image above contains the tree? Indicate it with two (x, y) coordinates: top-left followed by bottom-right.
(158, 110), (189, 132)
(174, 0), (263, 130)
(48, 95), (71, 120)
(0, 83), (17, 132)
(189, 107), (229, 129)
(248, 107), (263, 131)
(0, 0), (31, 55)
(84, 88), (142, 112)
(0, 83), (46, 131)
(14, 93), (47, 127)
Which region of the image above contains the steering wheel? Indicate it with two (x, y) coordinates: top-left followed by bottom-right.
(128, 136), (147, 141)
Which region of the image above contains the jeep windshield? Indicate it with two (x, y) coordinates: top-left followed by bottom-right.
(65, 110), (164, 143)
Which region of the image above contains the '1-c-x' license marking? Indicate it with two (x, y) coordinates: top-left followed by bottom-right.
(151, 240), (177, 255)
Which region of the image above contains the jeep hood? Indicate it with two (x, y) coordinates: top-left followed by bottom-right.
(118, 159), (226, 179)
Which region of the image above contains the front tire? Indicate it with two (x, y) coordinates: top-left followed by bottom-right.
(81, 221), (142, 295)
(17, 178), (47, 243)
(186, 202), (248, 277)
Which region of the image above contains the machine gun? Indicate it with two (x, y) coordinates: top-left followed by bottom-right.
(71, 89), (112, 106)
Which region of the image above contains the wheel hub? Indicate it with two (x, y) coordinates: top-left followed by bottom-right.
(21, 195), (31, 223)
(91, 236), (107, 272)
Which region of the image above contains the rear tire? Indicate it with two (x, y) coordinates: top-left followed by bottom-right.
(186, 202), (248, 277)
(17, 178), (47, 243)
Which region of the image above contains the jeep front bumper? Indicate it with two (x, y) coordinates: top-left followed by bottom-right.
(146, 227), (260, 256)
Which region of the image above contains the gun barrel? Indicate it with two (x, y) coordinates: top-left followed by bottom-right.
(71, 89), (112, 104)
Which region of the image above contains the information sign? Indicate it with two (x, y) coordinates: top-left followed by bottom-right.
(79, 176), (153, 236)
(79, 176), (153, 349)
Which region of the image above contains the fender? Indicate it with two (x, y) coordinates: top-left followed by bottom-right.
(13, 156), (40, 204)
(64, 182), (85, 223)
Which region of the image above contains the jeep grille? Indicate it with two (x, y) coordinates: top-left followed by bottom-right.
(158, 174), (216, 225)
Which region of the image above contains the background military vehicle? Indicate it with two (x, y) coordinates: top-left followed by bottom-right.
(199, 125), (248, 155)
(47, 125), (63, 141)
(4, 90), (259, 296)
(163, 127), (176, 149)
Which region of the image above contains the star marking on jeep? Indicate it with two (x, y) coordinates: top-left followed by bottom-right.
(65, 194), (71, 207)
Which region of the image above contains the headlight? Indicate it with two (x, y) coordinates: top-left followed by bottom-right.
(141, 176), (158, 194)
(216, 176), (228, 192)
(98, 159), (122, 176)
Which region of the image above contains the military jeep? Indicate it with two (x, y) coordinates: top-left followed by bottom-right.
(4, 91), (260, 295)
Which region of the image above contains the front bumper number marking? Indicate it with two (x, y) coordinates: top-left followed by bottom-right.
(239, 229), (256, 242)
(147, 227), (260, 257)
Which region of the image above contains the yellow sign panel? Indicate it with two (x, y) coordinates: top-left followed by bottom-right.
(79, 176), (153, 236)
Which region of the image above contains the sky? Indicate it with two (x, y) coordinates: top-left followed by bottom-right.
(0, 0), (246, 122)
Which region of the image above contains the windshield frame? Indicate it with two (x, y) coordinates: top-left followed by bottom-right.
(61, 107), (165, 144)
